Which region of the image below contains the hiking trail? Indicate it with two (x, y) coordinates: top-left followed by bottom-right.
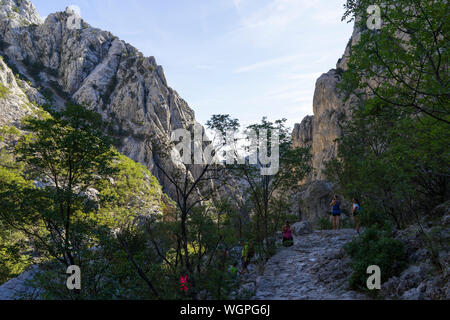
(251, 229), (368, 300)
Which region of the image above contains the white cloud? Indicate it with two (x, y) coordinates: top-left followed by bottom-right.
(229, 0), (347, 47)
(239, 0), (316, 29)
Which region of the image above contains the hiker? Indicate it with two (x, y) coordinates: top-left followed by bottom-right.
(352, 198), (361, 234)
(282, 221), (294, 247)
(330, 195), (341, 231)
(240, 242), (254, 274)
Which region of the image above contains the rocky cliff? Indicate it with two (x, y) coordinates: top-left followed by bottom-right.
(290, 23), (361, 222)
(292, 24), (361, 181)
(0, 0), (199, 193)
(0, 55), (38, 128)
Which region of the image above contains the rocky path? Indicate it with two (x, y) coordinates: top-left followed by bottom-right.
(253, 229), (368, 300)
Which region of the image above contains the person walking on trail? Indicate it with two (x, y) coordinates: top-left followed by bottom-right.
(282, 221), (294, 247)
(330, 195), (341, 231)
(352, 198), (361, 234)
(240, 242), (254, 274)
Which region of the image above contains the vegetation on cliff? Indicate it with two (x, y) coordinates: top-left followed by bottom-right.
(326, 0), (449, 294)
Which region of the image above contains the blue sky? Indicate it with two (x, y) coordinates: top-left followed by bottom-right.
(32, 0), (354, 129)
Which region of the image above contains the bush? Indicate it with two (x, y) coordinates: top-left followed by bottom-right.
(316, 216), (332, 230)
(0, 83), (10, 99)
(358, 206), (388, 228)
(345, 223), (407, 294)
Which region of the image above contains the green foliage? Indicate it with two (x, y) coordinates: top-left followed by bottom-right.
(0, 150), (33, 284)
(345, 224), (407, 294)
(0, 82), (10, 98)
(207, 116), (311, 261)
(0, 221), (31, 284)
(0, 103), (181, 298)
(0, 104), (117, 271)
(95, 153), (163, 226)
(316, 216), (333, 230)
(327, 1), (450, 230)
(341, 0), (449, 124)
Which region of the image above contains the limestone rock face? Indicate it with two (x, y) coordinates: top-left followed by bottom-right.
(381, 216), (450, 300)
(289, 23), (361, 222)
(0, 56), (37, 127)
(0, 265), (40, 300)
(0, 0), (42, 27)
(292, 115), (313, 149)
(0, 0), (198, 193)
(292, 23), (361, 181)
(291, 180), (334, 222)
(292, 221), (313, 236)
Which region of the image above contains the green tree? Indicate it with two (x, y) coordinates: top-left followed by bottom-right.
(0, 104), (117, 269)
(345, 223), (407, 294)
(328, 0), (449, 228)
(325, 0), (449, 280)
(342, 0), (449, 124)
(207, 116), (311, 260)
(0, 148), (33, 284)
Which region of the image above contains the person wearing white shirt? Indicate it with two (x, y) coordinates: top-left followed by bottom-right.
(352, 198), (361, 234)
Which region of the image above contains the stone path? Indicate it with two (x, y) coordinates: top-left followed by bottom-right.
(253, 229), (368, 300)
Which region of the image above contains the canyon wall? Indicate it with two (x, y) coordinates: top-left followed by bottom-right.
(290, 23), (361, 222)
(0, 0), (199, 194)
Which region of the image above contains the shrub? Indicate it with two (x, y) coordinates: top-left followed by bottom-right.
(0, 83), (10, 98)
(345, 223), (407, 294)
(316, 216), (332, 230)
(358, 205), (388, 228)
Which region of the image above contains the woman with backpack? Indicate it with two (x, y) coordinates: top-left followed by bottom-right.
(330, 195), (341, 231)
(352, 198), (361, 234)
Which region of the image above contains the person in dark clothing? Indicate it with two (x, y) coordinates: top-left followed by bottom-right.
(330, 195), (341, 231)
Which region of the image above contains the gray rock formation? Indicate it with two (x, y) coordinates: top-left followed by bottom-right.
(0, 265), (40, 300)
(289, 23), (362, 222)
(381, 215), (450, 300)
(292, 24), (361, 181)
(0, 0), (199, 194)
(291, 180), (334, 222)
(292, 221), (312, 236)
(292, 115), (313, 149)
(0, 55), (38, 127)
